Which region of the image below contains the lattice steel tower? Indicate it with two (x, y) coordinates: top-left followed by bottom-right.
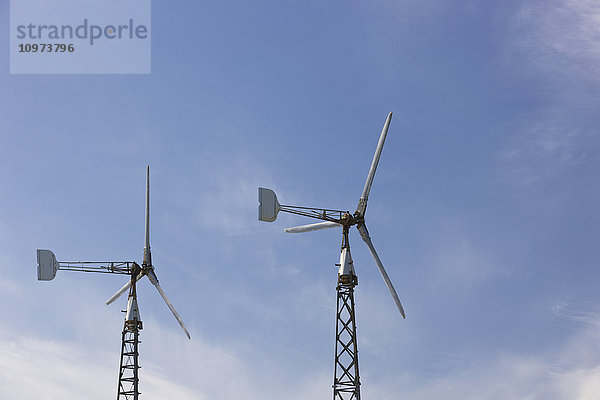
(333, 227), (361, 400)
(117, 263), (143, 400)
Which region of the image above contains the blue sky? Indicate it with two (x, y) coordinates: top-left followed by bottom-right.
(1, 1), (600, 399)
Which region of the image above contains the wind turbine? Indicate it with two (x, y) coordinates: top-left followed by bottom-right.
(258, 112), (404, 400)
(37, 166), (190, 400)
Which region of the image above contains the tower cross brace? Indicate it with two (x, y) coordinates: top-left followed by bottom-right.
(333, 279), (361, 400)
(333, 227), (361, 400)
(117, 264), (143, 400)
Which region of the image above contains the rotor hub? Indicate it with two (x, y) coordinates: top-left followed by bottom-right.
(341, 212), (360, 227)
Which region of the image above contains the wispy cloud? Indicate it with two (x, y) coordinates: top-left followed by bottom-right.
(509, 0), (600, 84)
(367, 331), (600, 399)
(0, 321), (337, 400)
(163, 151), (276, 238)
(499, 110), (594, 186)
(0, 332), (116, 400)
(499, 0), (600, 187)
(387, 299), (600, 400)
(7, 321), (600, 400)
(552, 297), (600, 328)
(426, 219), (500, 291)
(0, 274), (21, 295)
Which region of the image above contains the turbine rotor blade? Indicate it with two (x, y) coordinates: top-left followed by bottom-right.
(284, 221), (342, 233)
(147, 270), (191, 339)
(106, 272), (144, 305)
(356, 112), (393, 216)
(143, 165), (151, 267)
(357, 223), (406, 318)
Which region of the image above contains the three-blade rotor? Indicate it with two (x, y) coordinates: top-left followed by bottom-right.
(275, 112), (406, 318)
(106, 166), (191, 339)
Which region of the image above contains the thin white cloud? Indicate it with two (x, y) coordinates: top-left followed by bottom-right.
(163, 150), (277, 238)
(363, 322), (600, 400)
(426, 220), (499, 291)
(0, 323), (333, 400)
(499, 111), (593, 186)
(499, 0), (600, 187)
(510, 0), (600, 84)
(0, 274), (21, 295)
(555, 365), (600, 400)
(552, 297), (600, 328)
(0, 332), (115, 400)
(197, 173), (262, 236)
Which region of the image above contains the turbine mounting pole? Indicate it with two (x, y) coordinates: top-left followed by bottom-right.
(333, 226), (361, 400)
(117, 263), (143, 400)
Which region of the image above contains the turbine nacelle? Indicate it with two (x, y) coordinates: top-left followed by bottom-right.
(125, 295), (143, 330)
(338, 247), (357, 286)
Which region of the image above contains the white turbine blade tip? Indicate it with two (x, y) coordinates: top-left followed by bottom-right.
(148, 273), (191, 339)
(284, 221), (342, 233)
(357, 224), (406, 319)
(357, 112), (393, 215)
(106, 281), (132, 305)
